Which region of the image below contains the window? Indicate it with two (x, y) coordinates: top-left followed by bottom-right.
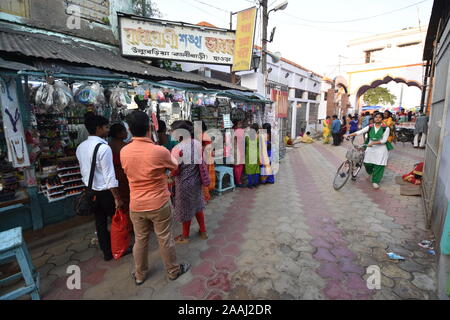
(295, 89), (304, 99)
(308, 92), (318, 101)
(323, 91), (328, 101)
(398, 41), (421, 48)
(364, 48), (383, 63)
(0, 0), (30, 17)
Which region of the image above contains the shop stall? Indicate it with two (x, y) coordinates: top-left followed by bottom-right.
(0, 62), (267, 233)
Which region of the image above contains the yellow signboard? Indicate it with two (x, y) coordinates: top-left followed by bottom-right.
(232, 7), (257, 72)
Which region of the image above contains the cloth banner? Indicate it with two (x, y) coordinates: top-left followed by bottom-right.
(0, 77), (30, 168)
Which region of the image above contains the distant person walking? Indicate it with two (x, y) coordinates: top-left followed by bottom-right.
(414, 113), (429, 149)
(332, 115), (342, 146)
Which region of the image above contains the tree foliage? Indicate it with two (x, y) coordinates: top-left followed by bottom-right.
(363, 87), (396, 106)
(132, 0), (162, 18)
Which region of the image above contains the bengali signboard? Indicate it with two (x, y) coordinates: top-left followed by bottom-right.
(232, 7), (257, 72)
(119, 15), (236, 65)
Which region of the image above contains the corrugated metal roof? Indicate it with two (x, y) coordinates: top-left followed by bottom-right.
(0, 25), (252, 92)
(0, 57), (37, 71)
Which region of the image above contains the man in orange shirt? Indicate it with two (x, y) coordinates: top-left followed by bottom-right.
(121, 111), (190, 285)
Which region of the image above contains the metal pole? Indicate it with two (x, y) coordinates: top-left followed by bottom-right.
(262, 0), (268, 97)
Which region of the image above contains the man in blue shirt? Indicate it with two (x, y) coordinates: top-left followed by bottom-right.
(362, 112), (371, 128)
(332, 115), (342, 146)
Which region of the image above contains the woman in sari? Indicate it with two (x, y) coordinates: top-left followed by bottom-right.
(383, 111), (395, 144)
(245, 123), (261, 188)
(201, 121), (216, 203)
(322, 116), (332, 144)
(260, 123), (275, 184)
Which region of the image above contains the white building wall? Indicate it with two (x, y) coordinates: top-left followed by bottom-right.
(342, 26), (428, 110)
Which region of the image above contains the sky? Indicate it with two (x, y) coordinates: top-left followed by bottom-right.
(154, 0), (434, 77)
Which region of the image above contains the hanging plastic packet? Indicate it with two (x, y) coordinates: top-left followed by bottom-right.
(53, 80), (74, 111)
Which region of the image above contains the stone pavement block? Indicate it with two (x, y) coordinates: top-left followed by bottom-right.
(71, 248), (98, 262)
(128, 287), (155, 300)
(252, 264), (279, 280)
(298, 284), (326, 300)
(239, 240), (260, 253)
(39, 274), (57, 297)
(49, 261), (79, 278)
(37, 263), (56, 277)
(47, 251), (74, 267)
(313, 248), (336, 262)
(83, 281), (114, 300)
(67, 240), (91, 253)
(250, 278), (276, 299)
(381, 263), (412, 280)
(206, 272), (232, 292)
(191, 260), (215, 279)
(32, 253), (53, 269)
(411, 272), (436, 292)
(274, 258), (301, 277)
(323, 280), (352, 300)
(393, 279), (425, 300)
(317, 262), (345, 280)
(45, 241), (73, 256)
(372, 289), (401, 300)
(180, 277), (208, 299)
(111, 276), (142, 299)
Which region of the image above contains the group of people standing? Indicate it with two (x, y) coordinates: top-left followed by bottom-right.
(322, 111), (396, 147)
(76, 111), (276, 286)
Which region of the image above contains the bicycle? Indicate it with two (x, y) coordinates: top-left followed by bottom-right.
(333, 137), (367, 191)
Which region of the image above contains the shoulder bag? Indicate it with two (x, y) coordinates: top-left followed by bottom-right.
(75, 143), (102, 216)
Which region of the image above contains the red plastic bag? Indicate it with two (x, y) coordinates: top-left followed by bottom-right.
(111, 209), (131, 260)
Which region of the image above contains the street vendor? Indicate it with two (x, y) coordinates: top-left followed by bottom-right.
(347, 112), (393, 190)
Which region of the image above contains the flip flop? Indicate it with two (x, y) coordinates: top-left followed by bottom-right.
(169, 263), (191, 281)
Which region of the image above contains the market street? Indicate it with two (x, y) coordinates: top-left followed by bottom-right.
(16, 141), (437, 300)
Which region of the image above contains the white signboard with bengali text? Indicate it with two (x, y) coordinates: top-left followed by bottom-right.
(119, 16), (236, 65)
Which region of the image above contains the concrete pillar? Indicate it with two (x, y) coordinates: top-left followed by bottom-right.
(306, 102), (311, 130)
(291, 101), (297, 139)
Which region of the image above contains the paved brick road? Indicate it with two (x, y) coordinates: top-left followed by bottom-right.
(4, 139), (438, 300)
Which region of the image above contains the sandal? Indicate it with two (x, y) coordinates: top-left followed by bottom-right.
(169, 263), (191, 281)
(175, 235), (190, 244)
(131, 272), (146, 286)
(199, 231), (208, 240)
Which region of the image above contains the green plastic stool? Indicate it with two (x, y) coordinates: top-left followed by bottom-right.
(0, 227), (40, 300)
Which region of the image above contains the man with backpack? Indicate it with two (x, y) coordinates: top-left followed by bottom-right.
(346, 112), (393, 189)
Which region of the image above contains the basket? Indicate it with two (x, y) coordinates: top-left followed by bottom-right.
(346, 149), (364, 162)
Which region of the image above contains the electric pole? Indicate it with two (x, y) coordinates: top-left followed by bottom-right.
(262, 0), (268, 87)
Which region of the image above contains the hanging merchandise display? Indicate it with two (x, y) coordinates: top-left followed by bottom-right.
(0, 78), (31, 168)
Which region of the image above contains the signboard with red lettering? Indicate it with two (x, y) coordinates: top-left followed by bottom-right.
(232, 7), (257, 72)
(119, 15), (236, 65)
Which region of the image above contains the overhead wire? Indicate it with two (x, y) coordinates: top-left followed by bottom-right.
(281, 0), (430, 24)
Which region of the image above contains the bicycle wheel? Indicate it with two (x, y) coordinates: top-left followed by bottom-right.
(352, 160), (363, 180)
(333, 160), (352, 191)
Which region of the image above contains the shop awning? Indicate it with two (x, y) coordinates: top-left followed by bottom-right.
(0, 57), (37, 71)
(0, 25), (253, 92)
